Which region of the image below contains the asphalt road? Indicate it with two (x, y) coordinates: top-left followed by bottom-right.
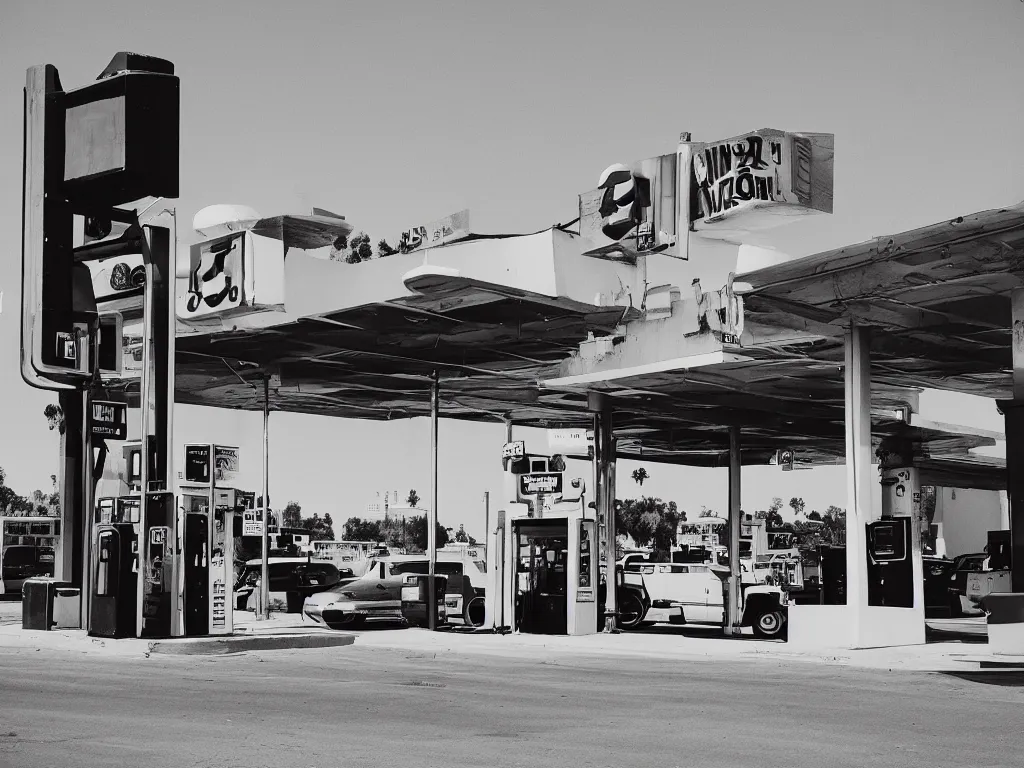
(1, 643), (1022, 768)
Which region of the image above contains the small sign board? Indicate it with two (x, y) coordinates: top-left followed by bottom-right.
(214, 445), (239, 486)
(90, 400), (127, 439)
(501, 440), (525, 459)
(519, 473), (563, 496)
(184, 444), (211, 484)
(242, 509), (263, 537)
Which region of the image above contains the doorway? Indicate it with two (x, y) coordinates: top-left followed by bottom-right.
(514, 520), (568, 635)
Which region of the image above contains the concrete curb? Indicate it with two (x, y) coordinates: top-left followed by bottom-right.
(147, 633), (356, 655)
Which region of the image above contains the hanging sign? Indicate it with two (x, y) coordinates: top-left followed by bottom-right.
(89, 400), (128, 440)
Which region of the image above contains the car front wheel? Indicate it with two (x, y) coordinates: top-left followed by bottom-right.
(751, 610), (786, 639)
(616, 591), (647, 631)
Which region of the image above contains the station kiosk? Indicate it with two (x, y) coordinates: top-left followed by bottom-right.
(484, 448), (598, 636)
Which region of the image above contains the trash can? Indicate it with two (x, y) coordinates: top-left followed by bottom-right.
(53, 586), (82, 630)
(22, 577), (63, 630)
(401, 574), (447, 628)
(981, 592), (1024, 656)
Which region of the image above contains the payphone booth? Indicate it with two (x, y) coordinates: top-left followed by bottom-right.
(485, 449), (598, 636)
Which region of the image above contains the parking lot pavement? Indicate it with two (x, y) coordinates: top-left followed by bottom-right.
(342, 621), (987, 672)
(0, 600), (1000, 670)
(2, 636), (1023, 768)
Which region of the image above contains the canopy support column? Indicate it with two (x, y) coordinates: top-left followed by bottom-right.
(590, 392), (616, 633)
(726, 426), (742, 635)
(259, 374), (271, 621)
(428, 371), (440, 631)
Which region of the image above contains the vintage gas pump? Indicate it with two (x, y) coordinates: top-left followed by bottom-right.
(485, 446), (597, 636)
(140, 491), (175, 636)
(90, 522), (137, 638)
(868, 467), (918, 608)
(178, 443), (238, 636)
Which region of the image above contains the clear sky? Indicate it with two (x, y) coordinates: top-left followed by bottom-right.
(2, 0), (1022, 538)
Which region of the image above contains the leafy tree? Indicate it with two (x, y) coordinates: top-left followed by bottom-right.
(631, 467), (649, 486)
(0, 467), (18, 512)
(768, 497), (784, 515)
(406, 489), (420, 508)
(299, 513), (335, 541)
(281, 501), (303, 528)
(405, 514), (450, 552)
(454, 524), (469, 543)
(789, 497), (806, 517)
(765, 507), (785, 530)
(377, 239), (398, 257)
(343, 516), (383, 542)
(44, 404), (65, 436)
(344, 232), (374, 264)
(806, 510), (822, 522)
(615, 497), (680, 561)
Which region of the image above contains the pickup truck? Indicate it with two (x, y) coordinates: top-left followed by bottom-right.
(622, 561), (789, 639)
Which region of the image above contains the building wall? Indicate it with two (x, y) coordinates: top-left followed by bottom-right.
(934, 488), (1008, 557)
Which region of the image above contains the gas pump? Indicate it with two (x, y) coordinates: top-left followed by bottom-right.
(868, 467), (918, 608)
(485, 447), (598, 636)
(178, 443), (238, 636)
(90, 522), (137, 638)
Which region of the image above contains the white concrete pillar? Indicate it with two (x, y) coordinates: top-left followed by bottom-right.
(844, 324), (872, 628)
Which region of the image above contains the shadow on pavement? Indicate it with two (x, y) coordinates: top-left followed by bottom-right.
(938, 671), (1024, 687)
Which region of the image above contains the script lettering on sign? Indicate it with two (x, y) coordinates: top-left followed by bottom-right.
(396, 210), (471, 254)
(184, 234), (244, 315)
(691, 129), (834, 233)
(694, 134), (784, 220)
(579, 153), (679, 260)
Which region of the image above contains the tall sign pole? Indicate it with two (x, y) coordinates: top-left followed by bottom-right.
(428, 371), (439, 631)
(20, 54), (179, 636)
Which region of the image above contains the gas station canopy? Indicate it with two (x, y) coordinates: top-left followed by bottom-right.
(141, 200), (1024, 487)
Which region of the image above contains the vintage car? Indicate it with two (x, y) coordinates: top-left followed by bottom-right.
(234, 557), (350, 612)
(303, 554), (485, 630)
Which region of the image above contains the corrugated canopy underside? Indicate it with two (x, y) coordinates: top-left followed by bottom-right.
(105, 204), (1024, 477)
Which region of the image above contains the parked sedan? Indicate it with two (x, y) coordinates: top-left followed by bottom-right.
(1, 545), (54, 594)
(303, 557), (468, 630)
(235, 558), (351, 612)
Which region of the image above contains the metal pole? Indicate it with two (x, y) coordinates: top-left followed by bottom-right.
(596, 406), (617, 633)
(260, 374), (270, 620)
(428, 371), (439, 630)
(484, 491), (490, 549)
(727, 426), (742, 635)
(80, 389), (93, 631)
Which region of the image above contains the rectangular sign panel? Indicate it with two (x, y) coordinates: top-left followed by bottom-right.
(242, 509), (263, 537)
(89, 400), (128, 439)
(579, 153), (680, 260)
(501, 440), (525, 459)
(547, 428), (593, 458)
(519, 473), (563, 496)
(214, 445), (239, 486)
(184, 444), (211, 484)
(692, 129), (834, 233)
(395, 209), (471, 254)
